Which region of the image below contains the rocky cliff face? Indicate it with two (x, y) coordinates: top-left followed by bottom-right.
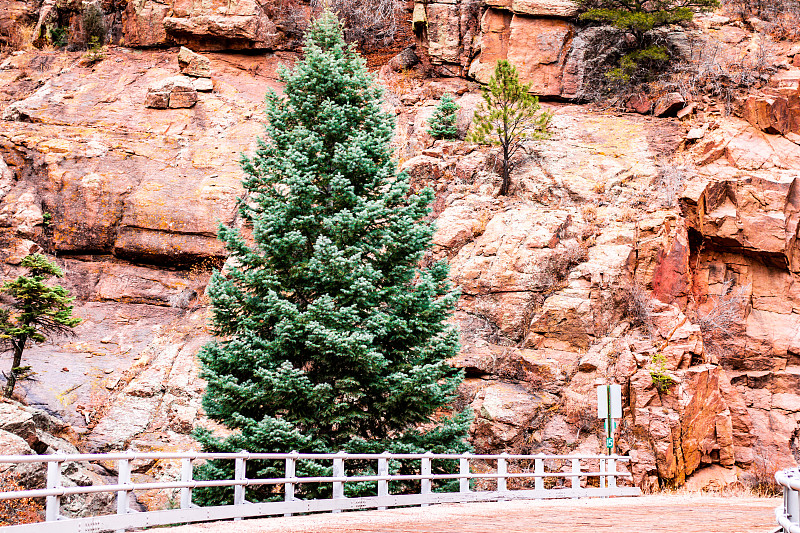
(1, 0), (309, 52)
(0, 1), (799, 502)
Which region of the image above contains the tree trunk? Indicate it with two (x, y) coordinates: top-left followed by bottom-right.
(499, 146), (511, 196)
(4, 336), (25, 398)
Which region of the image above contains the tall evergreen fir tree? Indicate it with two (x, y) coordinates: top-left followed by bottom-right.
(193, 12), (470, 505)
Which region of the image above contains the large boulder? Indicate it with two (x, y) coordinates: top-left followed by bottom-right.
(177, 47), (211, 78)
(145, 76), (198, 109)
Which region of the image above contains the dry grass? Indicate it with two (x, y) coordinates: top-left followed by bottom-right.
(532, 242), (588, 294)
(5, 23), (36, 51)
(696, 279), (750, 357)
(655, 162), (685, 209)
(670, 33), (776, 115)
(723, 0), (800, 41)
(622, 281), (654, 333)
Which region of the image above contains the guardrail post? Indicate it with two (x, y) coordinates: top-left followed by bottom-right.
(332, 451), (345, 513)
(608, 458), (616, 490)
(534, 454), (544, 491)
(45, 458), (63, 522)
(498, 452), (508, 495)
(600, 457), (606, 489)
(116, 452), (133, 533)
(377, 451), (389, 511)
(787, 483), (799, 529)
(234, 455), (247, 521)
(180, 458), (193, 509)
(421, 451), (432, 506)
(284, 451), (297, 517)
(459, 452), (470, 494)
(570, 457), (580, 489)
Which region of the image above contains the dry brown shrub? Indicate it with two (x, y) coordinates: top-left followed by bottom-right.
(0, 472), (43, 526)
(746, 452), (785, 497)
(670, 33), (776, 115)
(622, 281), (653, 332)
(532, 242), (588, 294)
(655, 162), (685, 208)
(697, 279), (749, 357)
(313, 0), (401, 49)
(562, 395), (598, 440)
(6, 23), (35, 51)
(723, 0), (800, 40)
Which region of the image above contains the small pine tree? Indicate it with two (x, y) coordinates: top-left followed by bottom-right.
(467, 60), (550, 196)
(193, 11), (470, 505)
(0, 254), (81, 398)
(427, 94), (460, 140)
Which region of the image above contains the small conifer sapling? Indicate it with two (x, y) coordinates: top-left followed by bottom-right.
(427, 94), (460, 140)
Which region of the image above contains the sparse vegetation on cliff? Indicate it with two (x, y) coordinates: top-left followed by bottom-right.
(648, 353), (674, 392)
(81, 2), (106, 48)
(578, 0), (719, 93)
(192, 12), (469, 505)
(697, 280), (749, 357)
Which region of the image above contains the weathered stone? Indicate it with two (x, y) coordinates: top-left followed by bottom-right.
(145, 76), (198, 109)
(388, 46), (420, 72)
(651, 218), (691, 306)
(470, 14), (574, 97)
(626, 94), (652, 115)
(654, 92), (685, 117)
(0, 430), (44, 487)
(468, 9), (513, 84)
(427, 3), (464, 64)
(177, 47), (211, 77)
(680, 174), (800, 272)
(485, 0), (580, 16)
(168, 88), (199, 108)
(684, 464), (740, 491)
(144, 90), (170, 109)
(0, 189), (43, 238)
(192, 77), (214, 92)
(122, 0), (291, 50)
(687, 127), (705, 140)
(472, 383), (557, 451)
(0, 403), (37, 446)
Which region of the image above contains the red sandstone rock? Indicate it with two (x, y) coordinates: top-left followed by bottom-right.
(654, 93), (685, 117)
(626, 94), (652, 115)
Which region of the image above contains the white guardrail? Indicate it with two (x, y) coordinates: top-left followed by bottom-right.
(777, 468), (800, 533)
(0, 451), (639, 533)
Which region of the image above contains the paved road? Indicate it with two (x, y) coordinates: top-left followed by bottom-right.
(161, 495), (780, 533)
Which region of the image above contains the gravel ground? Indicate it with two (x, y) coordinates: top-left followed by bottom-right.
(158, 494), (781, 533)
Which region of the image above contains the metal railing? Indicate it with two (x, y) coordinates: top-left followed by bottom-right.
(777, 468), (800, 533)
(0, 451), (640, 532)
